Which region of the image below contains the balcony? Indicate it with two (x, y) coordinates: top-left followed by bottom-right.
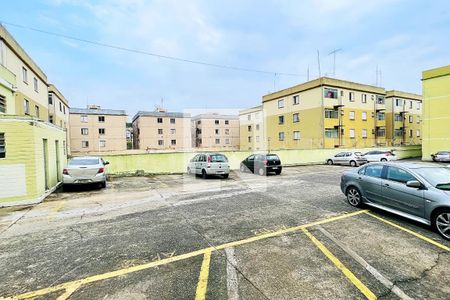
(0, 64), (17, 88)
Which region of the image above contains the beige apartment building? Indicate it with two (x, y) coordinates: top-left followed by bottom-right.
(132, 110), (192, 151)
(69, 105), (127, 154)
(48, 84), (69, 130)
(193, 114), (239, 150)
(239, 106), (265, 151)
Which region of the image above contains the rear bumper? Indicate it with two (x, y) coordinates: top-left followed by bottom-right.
(63, 174), (106, 185)
(266, 165), (282, 172)
(205, 168), (229, 175)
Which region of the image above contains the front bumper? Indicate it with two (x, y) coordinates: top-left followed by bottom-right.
(63, 173), (106, 185)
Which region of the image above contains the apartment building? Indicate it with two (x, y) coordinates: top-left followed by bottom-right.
(262, 77), (394, 150)
(48, 84), (69, 130)
(132, 110), (192, 151)
(69, 105), (127, 154)
(192, 113), (239, 150)
(422, 65), (450, 160)
(385, 90), (422, 146)
(239, 106), (265, 151)
(0, 24), (67, 206)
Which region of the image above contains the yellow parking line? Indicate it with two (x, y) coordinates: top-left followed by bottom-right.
(47, 200), (65, 220)
(364, 212), (450, 252)
(195, 250), (212, 300)
(56, 283), (81, 300)
(7, 210), (366, 299)
(302, 228), (377, 300)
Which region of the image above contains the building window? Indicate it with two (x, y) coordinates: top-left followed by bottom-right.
(215, 120), (220, 125)
(157, 118), (163, 123)
(24, 99), (29, 115)
(170, 129), (176, 134)
(278, 115), (284, 125)
(293, 131), (300, 140)
(63, 106), (66, 115)
(33, 78), (38, 92)
(409, 101), (413, 109)
(349, 129), (355, 139)
(349, 111), (355, 120)
(293, 113), (300, 123)
(171, 139), (176, 146)
(325, 128), (338, 138)
(247, 115), (251, 121)
(158, 140), (164, 146)
(409, 129), (413, 138)
(99, 128), (105, 135)
(377, 112), (385, 121)
(324, 109), (338, 119)
(417, 102), (421, 110)
(59, 102), (62, 112)
(35, 105), (40, 118)
(409, 115), (413, 123)
(225, 129), (230, 135)
(49, 115), (54, 124)
(349, 92), (355, 102)
(278, 132), (285, 141)
(248, 125), (252, 132)
(278, 99), (285, 108)
(98, 116), (105, 122)
(293, 95), (300, 105)
(22, 67), (28, 83)
(215, 129), (219, 135)
(324, 88), (338, 99)
(99, 140), (106, 148)
(256, 136), (260, 142)
(376, 128), (386, 137)
(255, 112), (260, 119)
(395, 129), (403, 137)
(225, 138), (230, 144)
(361, 112), (367, 121)
(170, 118), (176, 124)
(0, 133), (5, 158)
(362, 129), (367, 139)
(158, 129), (163, 134)
(197, 120), (201, 125)
(225, 120), (229, 125)
(394, 114), (402, 122)
(81, 128), (89, 135)
(361, 94), (367, 103)
(215, 138), (220, 144)
(81, 115), (88, 123)
(416, 129), (420, 137)
(377, 96), (385, 105)
(48, 94), (53, 105)
(82, 141), (89, 148)
(417, 116), (420, 124)
(395, 99), (402, 107)
(0, 94), (6, 113)
(256, 124), (260, 130)
(248, 136), (252, 142)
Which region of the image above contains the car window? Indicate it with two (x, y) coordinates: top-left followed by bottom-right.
(358, 166), (366, 175)
(364, 165), (383, 178)
(354, 152), (362, 156)
(211, 154), (227, 162)
(365, 151), (373, 155)
(199, 155), (206, 162)
(69, 158), (99, 166)
(248, 155), (255, 161)
(335, 152), (345, 157)
(386, 167), (416, 184)
(345, 152), (352, 157)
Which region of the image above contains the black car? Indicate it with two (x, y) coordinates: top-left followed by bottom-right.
(240, 154), (282, 176)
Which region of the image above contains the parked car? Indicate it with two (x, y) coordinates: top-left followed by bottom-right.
(431, 151), (450, 162)
(341, 162), (450, 240)
(187, 153), (229, 179)
(63, 156), (109, 189)
(240, 153), (282, 176)
(363, 150), (397, 162)
(326, 151), (367, 167)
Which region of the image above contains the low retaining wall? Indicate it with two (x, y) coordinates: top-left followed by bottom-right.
(101, 146), (422, 176)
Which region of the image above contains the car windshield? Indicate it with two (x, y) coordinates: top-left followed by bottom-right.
(211, 154), (227, 162)
(354, 152), (362, 156)
(69, 158), (99, 166)
(414, 167), (450, 189)
(266, 154), (279, 160)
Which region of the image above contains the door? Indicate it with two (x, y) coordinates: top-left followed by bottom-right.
(196, 155), (205, 174)
(246, 155), (255, 172)
(380, 166), (425, 217)
(359, 164), (384, 202)
(43, 139), (49, 190)
(55, 140), (60, 182)
(333, 152), (346, 165)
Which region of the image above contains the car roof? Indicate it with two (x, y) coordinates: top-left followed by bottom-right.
(71, 156), (101, 160)
(366, 162), (441, 169)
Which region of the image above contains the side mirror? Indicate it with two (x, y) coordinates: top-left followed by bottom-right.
(104, 161), (110, 165)
(406, 180), (421, 188)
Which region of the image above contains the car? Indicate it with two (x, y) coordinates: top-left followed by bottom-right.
(341, 162), (450, 240)
(431, 151), (450, 162)
(187, 153), (229, 179)
(240, 153), (282, 176)
(363, 150), (397, 162)
(326, 151), (367, 167)
(63, 156), (109, 189)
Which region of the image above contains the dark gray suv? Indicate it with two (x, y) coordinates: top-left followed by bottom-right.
(341, 162), (450, 240)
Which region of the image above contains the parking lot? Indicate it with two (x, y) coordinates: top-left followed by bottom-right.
(1, 164), (449, 299)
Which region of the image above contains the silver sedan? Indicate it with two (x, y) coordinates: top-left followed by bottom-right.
(341, 162), (450, 240)
(63, 157), (109, 189)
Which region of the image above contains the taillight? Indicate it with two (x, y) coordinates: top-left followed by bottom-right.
(98, 168), (104, 174)
(263, 160), (268, 165)
(63, 168), (68, 175)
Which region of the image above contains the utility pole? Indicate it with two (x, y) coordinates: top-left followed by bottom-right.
(328, 48), (342, 77)
(317, 50), (321, 78)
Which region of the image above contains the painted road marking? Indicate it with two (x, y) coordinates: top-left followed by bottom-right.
(56, 283), (81, 300)
(46, 200), (66, 220)
(6, 210), (367, 299)
(302, 228), (377, 300)
(365, 212), (450, 252)
(225, 247), (239, 300)
(195, 250), (212, 300)
(317, 226), (412, 300)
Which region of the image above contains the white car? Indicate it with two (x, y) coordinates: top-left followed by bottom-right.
(431, 151), (450, 162)
(326, 151), (368, 167)
(187, 153), (230, 179)
(63, 156), (109, 188)
(363, 150), (397, 162)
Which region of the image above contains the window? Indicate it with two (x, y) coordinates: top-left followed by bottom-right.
(170, 118), (175, 124)
(157, 118), (163, 123)
(98, 116), (105, 122)
(293, 131), (300, 140)
(59, 102), (62, 112)
(256, 136), (260, 142)
(225, 138), (230, 144)
(24, 99), (29, 114)
(376, 128), (386, 137)
(81, 128), (89, 135)
(377, 112), (385, 121)
(278, 115), (284, 124)
(364, 165), (384, 178)
(248, 136), (252, 142)
(171, 139), (176, 146)
(362, 112), (367, 121)
(325, 128), (338, 138)
(225, 120), (229, 125)
(49, 115), (54, 124)
(417, 129), (421, 137)
(82, 141), (89, 148)
(170, 129), (176, 134)
(247, 115), (251, 121)
(324, 88), (338, 99)
(63, 106), (66, 115)
(349, 111), (355, 120)
(158, 129), (163, 134)
(409, 101), (413, 109)
(215, 129), (219, 135)
(248, 125), (252, 132)
(324, 109), (338, 119)
(293, 113), (300, 123)
(225, 129), (230, 135)
(256, 124), (260, 131)
(99, 140), (106, 148)
(81, 115), (88, 122)
(409, 115), (413, 123)
(48, 94), (53, 105)
(377, 96), (385, 105)
(158, 140), (164, 146)
(395, 129), (403, 137)
(278, 132), (285, 141)
(362, 129), (367, 139)
(409, 129), (413, 138)
(349, 129), (355, 139)
(417, 116), (420, 124)
(35, 105), (40, 118)
(255, 112), (260, 119)
(215, 138), (220, 144)
(33, 78), (38, 92)
(99, 128), (105, 135)
(215, 120), (220, 125)
(0, 94), (6, 113)
(349, 92), (355, 102)
(197, 120), (202, 125)
(293, 95), (300, 105)
(417, 102), (421, 110)
(394, 114), (402, 122)
(361, 94), (367, 103)
(22, 67), (28, 83)
(387, 167), (416, 184)
(395, 98), (402, 107)
(0, 133), (5, 158)
(278, 99), (285, 108)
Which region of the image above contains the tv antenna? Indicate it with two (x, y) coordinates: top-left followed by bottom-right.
(328, 48), (342, 77)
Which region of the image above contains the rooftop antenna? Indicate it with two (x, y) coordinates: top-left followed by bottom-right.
(328, 48), (342, 77)
(375, 65), (379, 86)
(307, 66), (310, 81)
(317, 50), (321, 78)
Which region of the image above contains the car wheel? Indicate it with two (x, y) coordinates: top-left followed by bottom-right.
(350, 160), (357, 167)
(101, 181), (106, 189)
(187, 167), (192, 175)
(346, 187), (363, 207)
(223, 174), (229, 179)
(433, 209), (450, 241)
(240, 164), (246, 173)
(380, 158), (387, 162)
(258, 167), (266, 176)
(202, 169), (208, 179)
(327, 159), (334, 165)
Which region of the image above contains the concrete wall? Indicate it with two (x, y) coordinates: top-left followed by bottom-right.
(101, 145), (422, 175)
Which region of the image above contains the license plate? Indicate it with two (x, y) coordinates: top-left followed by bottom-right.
(272, 166), (279, 169)
(78, 179), (90, 183)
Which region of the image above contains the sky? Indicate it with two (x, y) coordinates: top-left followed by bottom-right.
(1, 0), (450, 118)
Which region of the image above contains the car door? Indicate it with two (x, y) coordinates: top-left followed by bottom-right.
(365, 151), (377, 162)
(334, 152), (345, 165)
(246, 155), (256, 172)
(380, 166), (425, 217)
(358, 164), (384, 203)
(196, 155), (204, 174)
(343, 152), (353, 165)
(190, 155), (198, 173)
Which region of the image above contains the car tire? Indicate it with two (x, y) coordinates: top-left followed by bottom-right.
(101, 181), (106, 189)
(202, 169), (208, 179)
(223, 174), (229, 179)
(346, 186), (363, 207)
(275, 170), (282, 175)
(258, 167), (266, 176)
(350, 160), (357, 167)
(240, 164), (246, 173)
(380, 158), (387, 162)
(327, 159), (334, 165)
(432, 209), (450, 241)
